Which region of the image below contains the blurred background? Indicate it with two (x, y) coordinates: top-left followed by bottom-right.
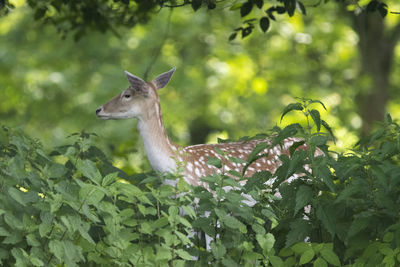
(1, 0), (400, 173)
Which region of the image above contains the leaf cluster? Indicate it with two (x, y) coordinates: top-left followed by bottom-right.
(1, 99), (400, 266)
(0, 0), (393, 40)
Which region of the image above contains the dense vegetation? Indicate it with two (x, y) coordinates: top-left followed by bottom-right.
(1, 1), (400, 266)
(1, 102), (399, 266)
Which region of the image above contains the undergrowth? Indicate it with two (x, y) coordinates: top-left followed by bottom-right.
(0, 99), (399, 266)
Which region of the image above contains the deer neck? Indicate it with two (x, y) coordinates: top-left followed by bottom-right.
(137, 101), (178, 174)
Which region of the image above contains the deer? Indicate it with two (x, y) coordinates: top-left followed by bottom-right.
(96, 67), (317, 190)
(96, 67), (322, 252)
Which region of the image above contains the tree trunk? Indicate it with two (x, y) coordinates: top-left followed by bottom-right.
(352, 11), (399, 136)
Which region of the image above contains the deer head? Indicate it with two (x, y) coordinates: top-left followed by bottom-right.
(96, 67), (176, 120)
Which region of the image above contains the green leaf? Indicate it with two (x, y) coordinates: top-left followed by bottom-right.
(77, 159), (102, 185)
(366, 0), (379, 12)
(281, 103), (304, 121)
(155, 245), (172, 261)
(214, 146), (226, 155)
(0, 227), (11, 237)
(241, 26), (253, 38)
(223, 216), (245, 229)
(81, 203), (100, 223)
(270, 255), (284, 267)
(169, 206), (179, 217)
(252, 224), (266, 235)
(229, 3), (242, 10)
(308, 99), (327, 110)
(279, 247), (294, 257)
(259, 17), (270, 33)
(26, 234), (41, 247)
(248, 142), (268, 163)
(49, 240), (64, 262)
(34, 7), (46, 20)
(207, 157), (222, 168)
(229, 156), (246, 164)
(211, 242), (226, 259)
(207, 3), (216, 9)
(191, 0), (202, 11)
(286, 220), (311, 247)
(181, 205), (196, 218)
(30, 256), (44, 266)
(254, 0), (263, 9)
(178, 217), (192, 228)
(229, 32), (237, 41)
(299, 248), (315, 265)
(214, 207), (227, 219)
(289, 140), (305, 156)
(291, 242), (310, 254)
(11, 248), (28, 266)
(285, 256), (297, 267)
(320, 246), (340, 266)
(321, 120), (334, 138)
(284, 0), (296, 16)
(39, 212), (53, 237)
(102, 172), (117, 186)
(256, 233), (275, 254)
(3, 233), (22, 244)
(8, 187), (27, 206)
(310, 109), (321, 132)
(294, 185), (312, 216)
(4, 213), (23, 230)
(228, 170), (242, 178)
(347, 216), (369, 240)
(48, 163), (67, 178)
(383, 232), (394, 243)
(315, 164), (335, 192)
(316, 205), (336, 238)
(175, 230), (192, 245)
(298, 1), (306, 15)
(309, 135), (328, 147)
(378, 3), (388, 17)
(176, 249), (193, 260)
(240, 1), (253, 17)
(313, 257), (328, 267)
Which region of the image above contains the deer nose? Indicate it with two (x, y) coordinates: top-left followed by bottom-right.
(96, 107), (102, 115)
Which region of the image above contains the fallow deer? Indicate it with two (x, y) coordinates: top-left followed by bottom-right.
(96, 67), (314, 189)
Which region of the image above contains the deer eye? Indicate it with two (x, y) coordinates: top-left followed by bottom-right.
(124, 94), (131, 99)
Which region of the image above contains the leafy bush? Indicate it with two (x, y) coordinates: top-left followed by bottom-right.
(0, 100), (399, 266)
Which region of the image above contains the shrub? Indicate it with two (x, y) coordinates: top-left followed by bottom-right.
(0, 100), (399, 266)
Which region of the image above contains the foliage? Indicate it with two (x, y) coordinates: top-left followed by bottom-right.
(0, 0), (393, 40)
(1, 101), (400, 266)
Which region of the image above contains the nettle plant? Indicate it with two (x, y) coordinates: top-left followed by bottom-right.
(0, 100), (399, 266)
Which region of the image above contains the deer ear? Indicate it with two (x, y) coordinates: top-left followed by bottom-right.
(152, 67), (176, 90)
(124, 71), (146, 90)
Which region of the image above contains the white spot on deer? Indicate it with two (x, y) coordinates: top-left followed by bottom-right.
(195, 168), (201, 177)
(187, 163), (193, 172)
